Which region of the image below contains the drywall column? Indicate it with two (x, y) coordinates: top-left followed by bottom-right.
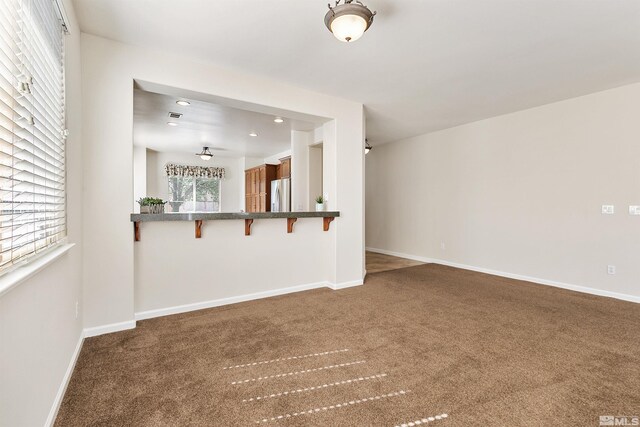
(291, 130), (311, 211)
(132, 146), (146, 212)
(81, 37), (136, 329)
(321, 121), (338, 285)
(308, 145), (323, 208)
(322, 121), (337, 211)
(334, 111), (366, 286)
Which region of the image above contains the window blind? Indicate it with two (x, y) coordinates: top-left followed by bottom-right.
(0, 0), (66, 272)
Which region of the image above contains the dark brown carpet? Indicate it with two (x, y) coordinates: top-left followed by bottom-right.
(55, 264), (640, 426)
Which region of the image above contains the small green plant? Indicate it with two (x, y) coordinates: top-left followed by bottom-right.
(137, 197), (166, 206)
(137, 197), (166, 214)
(315, 195), (324, 204)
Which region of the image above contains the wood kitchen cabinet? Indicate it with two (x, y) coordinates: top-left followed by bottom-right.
(244, 164), (277, 212)
(276, 157), (291, 179)
(280, 157), (291, 178)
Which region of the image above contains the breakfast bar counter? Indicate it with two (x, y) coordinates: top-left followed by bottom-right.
(130, 211), (340, 240)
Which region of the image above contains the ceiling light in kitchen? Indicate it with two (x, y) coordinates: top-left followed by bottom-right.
(249, 132), (258, 137)
(196, 146), (214, 160)
(167, 122), (178, 127)
(176, 100), (190, 106)
(274, 117), (284, 123)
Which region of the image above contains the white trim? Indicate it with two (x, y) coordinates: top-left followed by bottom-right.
(53, 0), (71, 34)
(328, 280), (364, 290)
(83, 279), (366, 331)
(0, 243), (75, 297)
(366, 247), (640, 304)
(135, 282), (329, 321)
(83, 320), (136, 338)
(366, 247), (431, 263)
(45, 332), (84, 427)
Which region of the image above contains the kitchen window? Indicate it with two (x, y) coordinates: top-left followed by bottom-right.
(0, 0), (67, 273)
(167, 176), (221, 213)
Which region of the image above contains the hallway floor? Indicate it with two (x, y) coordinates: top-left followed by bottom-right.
(365, 251), (424, 274)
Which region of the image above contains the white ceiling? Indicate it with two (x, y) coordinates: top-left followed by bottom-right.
(75, 0), (640, 145)
(133, 88), (319, 158)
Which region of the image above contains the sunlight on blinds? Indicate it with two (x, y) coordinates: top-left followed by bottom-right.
(0, 0), (66, 272)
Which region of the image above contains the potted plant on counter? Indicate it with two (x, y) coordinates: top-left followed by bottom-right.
(315, 195), (325, 212)
(137, 197), (167, 214)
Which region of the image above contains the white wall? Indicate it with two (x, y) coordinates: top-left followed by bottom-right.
(144, 150), (243, 212)
(291, 130), (311, 211)
(366, 82), (640, 301)
(244, 156), (265, 169)
(0, 0), (84, 425)
(132, 145), (147, 212)
(308, 144), (323, 208)
(145, 149), (159, 204)
(264, 149), (291, 165)
(321, 121), (337, 211)
(81, 34), (364, 329)
(135, 219), (331, 315)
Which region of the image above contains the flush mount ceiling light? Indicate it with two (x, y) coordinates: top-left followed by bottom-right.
(274, 117), (284, 123)
(176, 100), (190, 106)
(167, 122), (179, 127)
(249, 132), (258, 137)
(365, 138), (372, 154)
(325, 0), (376, 43)
(196, 146), (214, 160)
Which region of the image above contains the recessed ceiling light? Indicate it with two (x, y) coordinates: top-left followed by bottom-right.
(274, 117), (284, 123)
(249, 132), (258, 137)
(176, 100), (190, 106)
(167, 122), (178, 127)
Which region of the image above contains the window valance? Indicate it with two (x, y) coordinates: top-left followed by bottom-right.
(165, 163), (226, 179)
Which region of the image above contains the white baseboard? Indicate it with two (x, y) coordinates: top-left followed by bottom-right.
(83, 320), (136, 338)
(135, 282), (330, 321)
(328, 279), (364, 290)
(45, 332), (84, 427)
(366, 247), (640, 304)
(136, 279), (366, 321)
(366, 247), (432, 263)
(83, 279), (365, 333)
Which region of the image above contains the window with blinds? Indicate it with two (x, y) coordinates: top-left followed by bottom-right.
(0, 0), (66, 272)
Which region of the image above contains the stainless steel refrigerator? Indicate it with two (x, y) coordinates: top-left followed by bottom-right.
(270, 178), (290, 212)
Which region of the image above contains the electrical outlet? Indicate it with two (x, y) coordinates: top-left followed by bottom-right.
(441, 242), (446, 250)
(602, 205), (615, 215)
(75, 300), (79, 319)
(629, 205), (640, 215)
(607, 265), (616, 275)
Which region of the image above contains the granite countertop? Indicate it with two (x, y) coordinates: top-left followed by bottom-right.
(130, 211), (340, 222)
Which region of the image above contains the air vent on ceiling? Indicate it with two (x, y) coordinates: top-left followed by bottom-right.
(168, 112), (183, 119)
